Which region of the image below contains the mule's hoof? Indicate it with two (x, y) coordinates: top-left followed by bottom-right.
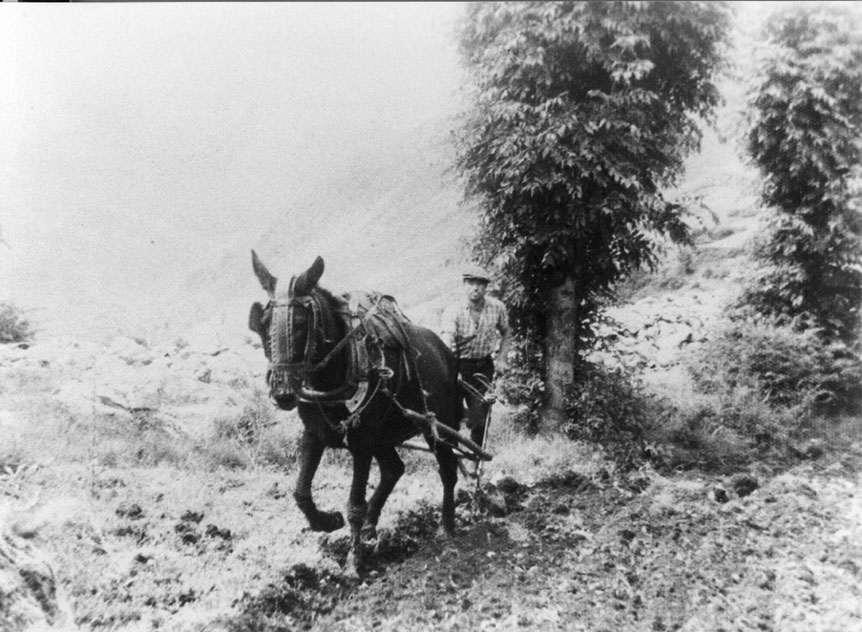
(310, 511), (345, 533)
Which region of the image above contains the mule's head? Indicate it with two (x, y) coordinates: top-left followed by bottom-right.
(248, 251), (325, 410)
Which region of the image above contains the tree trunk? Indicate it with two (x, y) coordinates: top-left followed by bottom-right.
(545, 276), (578, 424)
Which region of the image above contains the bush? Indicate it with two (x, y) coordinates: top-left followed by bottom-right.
(563, 365), (664, 469)
(496, 338), (545, 433)
(649, 392), (793, 472)
(0, 301), (34, 344)
(689, 312), (862, 416)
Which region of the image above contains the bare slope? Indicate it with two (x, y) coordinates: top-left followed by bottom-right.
(164, 120), (476, 348)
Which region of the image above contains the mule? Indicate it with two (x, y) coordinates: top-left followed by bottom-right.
(248, 252), (461, 575)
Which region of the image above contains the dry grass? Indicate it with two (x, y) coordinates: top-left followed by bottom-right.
(0, 356), (609, 632)
(483, 406), (605, 484)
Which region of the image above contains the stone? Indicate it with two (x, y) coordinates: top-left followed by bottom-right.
(492, 474), (522, 495)
(729, 473), (759, 498)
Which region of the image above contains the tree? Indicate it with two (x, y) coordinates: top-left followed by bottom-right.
(742, 3), (862, 344)
(454, 1), (731, 418)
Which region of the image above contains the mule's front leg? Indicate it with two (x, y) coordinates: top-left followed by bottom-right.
(294, 430), (344, 532)
(362, 447), (405, 542)
(345, 451), (373, 577)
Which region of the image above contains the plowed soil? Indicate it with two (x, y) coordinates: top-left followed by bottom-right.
(225, 448), (862, 632)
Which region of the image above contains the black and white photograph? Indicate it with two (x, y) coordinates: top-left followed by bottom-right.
(1, 2), (860, 630)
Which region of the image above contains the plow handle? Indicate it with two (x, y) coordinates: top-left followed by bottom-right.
(400, 408), (493, 462)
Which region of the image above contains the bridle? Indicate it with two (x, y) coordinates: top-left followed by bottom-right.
(266, 277), (375, 406)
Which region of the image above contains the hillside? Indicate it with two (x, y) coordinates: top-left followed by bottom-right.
(187, 119), (478, 345)
(3, 111), (862, 632)
(4, 6), (862, 631)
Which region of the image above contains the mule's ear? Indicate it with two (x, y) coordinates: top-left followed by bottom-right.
(248, 302), (266, 336)
(252, 250), (277, 298)
(293, 256), (325, 295)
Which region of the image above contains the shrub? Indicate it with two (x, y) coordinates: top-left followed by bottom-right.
(0, 301), (34, 344)
(496, 338), (545, 433)
(649, 393), (791, 472)
(689, 312), (862, 415)
(562, 364), (664, 469)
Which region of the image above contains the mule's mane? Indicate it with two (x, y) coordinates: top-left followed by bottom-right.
(307, 285), (345, 346)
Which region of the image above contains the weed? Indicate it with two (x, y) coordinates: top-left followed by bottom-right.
(201, 398), (301, 472)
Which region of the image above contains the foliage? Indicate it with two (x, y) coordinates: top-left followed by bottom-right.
(455, 1), (732, 357)
(688, 311), (862, 416)
(742, 3), (862, 343)
(495, 336), (545, 431)
(0, 300), (34, 344)
(563, 364), (662, 469)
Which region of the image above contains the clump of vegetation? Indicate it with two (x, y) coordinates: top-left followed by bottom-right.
(563, 365), (665, 470)
(0, 300), (34, 344)
(496, 338), (545, 433)
(690, 313), (862, 416)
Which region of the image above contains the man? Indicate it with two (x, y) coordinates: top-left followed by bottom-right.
(440, 265), (511, 448)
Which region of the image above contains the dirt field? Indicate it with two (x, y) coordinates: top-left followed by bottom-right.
(3, 419), (860, 632)
(235, 446), (862, 632)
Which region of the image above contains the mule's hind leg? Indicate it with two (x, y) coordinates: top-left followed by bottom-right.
(346, 450), (373, 577)
(294, 430), (344, 532)
(435, 443), (459, 536)
(363, 447), (406, 540)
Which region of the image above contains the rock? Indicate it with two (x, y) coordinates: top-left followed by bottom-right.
(552, 503), (570, 516)
(668, 326), (695, 348)
(789, 438), (826, 460)
(712, 487), (729, 503)
(116, 503), (144, 520)
(1, 515), (77, 631)
(492, 474), (522, 495)
(803, 439), (826, 459)
(106, 336), (153, 366)
(180, 510), (204, 524)
(479, 485), (508, 517)
(729, 473), (759, 498)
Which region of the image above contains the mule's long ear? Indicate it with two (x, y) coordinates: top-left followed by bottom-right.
(248, 302), (266, 336)
(293, 256), (325, 295)
(252, 250), (278, 298)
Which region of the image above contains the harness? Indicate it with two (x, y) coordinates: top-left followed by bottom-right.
(267, 281), (409, 423)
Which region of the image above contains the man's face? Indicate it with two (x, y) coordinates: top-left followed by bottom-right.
(465, 278), (488, 303)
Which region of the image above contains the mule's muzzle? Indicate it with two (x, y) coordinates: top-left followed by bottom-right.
(268, 368), (300, 411)
(273, 392), (298, 411)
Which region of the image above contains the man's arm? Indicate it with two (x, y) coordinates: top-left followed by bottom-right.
(439, 306), (458, 353)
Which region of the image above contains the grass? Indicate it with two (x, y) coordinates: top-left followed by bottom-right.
(1, 349), (616, 631)
(6, 322), (857, 631)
